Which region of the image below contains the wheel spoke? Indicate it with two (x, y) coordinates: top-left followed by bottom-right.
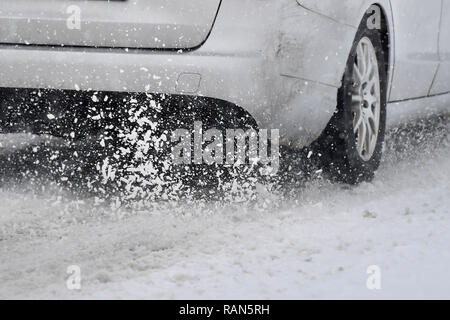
(366, 70), (376, 90)
(368, 116), (379, 138)
(365, 104), (376, 122)
(353, 64), (363, 83)
(364, 121), (373, 155)
(357, 120), (366, 154)
(353, 109), (363, 133)
(365, 93), (378, 109)
(357, 45), (366, 77)
(364, 45), (372, 78)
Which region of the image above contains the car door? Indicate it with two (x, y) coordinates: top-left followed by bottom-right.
(430, 0), (450, 95)
(389, 0), (441, 101)
(0, 0), (221, 49)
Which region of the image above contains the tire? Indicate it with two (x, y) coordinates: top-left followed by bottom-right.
(315, 16), (388, 185)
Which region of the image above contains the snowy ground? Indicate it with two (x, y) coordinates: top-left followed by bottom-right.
(0, 114), (449, 300)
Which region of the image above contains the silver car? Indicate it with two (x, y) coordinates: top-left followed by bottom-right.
(0, 0), (449, 183)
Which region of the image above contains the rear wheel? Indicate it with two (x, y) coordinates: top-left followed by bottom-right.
(316, 17), (387, 184)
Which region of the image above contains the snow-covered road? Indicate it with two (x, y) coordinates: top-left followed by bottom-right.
(0, 115), (449, 299)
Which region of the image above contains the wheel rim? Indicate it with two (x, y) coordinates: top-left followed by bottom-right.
(351, 37), (381, 161)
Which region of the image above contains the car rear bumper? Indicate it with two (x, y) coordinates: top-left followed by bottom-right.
(0, 45), (270, 124)
(0, 0), (279, 130)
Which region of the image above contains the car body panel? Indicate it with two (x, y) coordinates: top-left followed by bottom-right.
(295, 0), (395, 98)
(296, 0), (378, 27)
(387, 91), (450, 128)
(430, 0), (450, 95)
(0, 0), (221, 49)
(275, 1), (355, 146)
(388, 0), (441, 101)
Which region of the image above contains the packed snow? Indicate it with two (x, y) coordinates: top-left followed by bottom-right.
(0, 114), (449, 299)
